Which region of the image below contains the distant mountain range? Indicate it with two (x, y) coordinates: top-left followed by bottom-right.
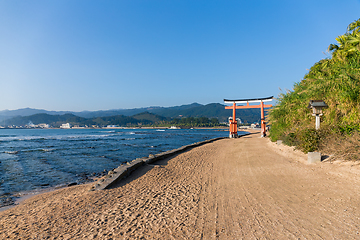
(0, 103), (266, 127)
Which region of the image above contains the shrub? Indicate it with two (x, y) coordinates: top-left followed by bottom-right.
(298, 128), (321, 153)
(268, 18), (360, 159)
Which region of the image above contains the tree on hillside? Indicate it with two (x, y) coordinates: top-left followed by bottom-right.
(328, 19), (360, 61)
(269, 18), (360, 156)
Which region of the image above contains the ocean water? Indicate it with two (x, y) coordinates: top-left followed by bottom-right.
(0, 128), (244, 206)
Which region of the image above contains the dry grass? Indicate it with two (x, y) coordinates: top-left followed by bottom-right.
(320, 132), (360, 161)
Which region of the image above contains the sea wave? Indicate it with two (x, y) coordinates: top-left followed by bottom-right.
(4, 151), (19, 154)
(0, 136), (57, 142)
(1, 133), (121, 143)
(0, 128), (229, 208)
(42, 148), (55, 152)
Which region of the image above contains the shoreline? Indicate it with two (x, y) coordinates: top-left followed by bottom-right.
(0, 185), (67, 212)
(0, 130), (252, 212)
(91, 135), (235, 191)
(0, 126), (231, 130)
(0, 128), (236, 208)
(2, 132), (360, 238)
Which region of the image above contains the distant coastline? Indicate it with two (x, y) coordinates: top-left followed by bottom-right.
(0, 126), (230, 130)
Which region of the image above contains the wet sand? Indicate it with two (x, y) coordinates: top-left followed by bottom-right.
(1, 132), (360, 239)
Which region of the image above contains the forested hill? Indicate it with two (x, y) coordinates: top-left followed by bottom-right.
(269, 18), (360, 160)
(5, 112), (224, 128)
(1, 103), (264, 125)
(6, 113), (148, 127)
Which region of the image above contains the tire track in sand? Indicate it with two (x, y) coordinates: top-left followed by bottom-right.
(1, 133), (360, 239)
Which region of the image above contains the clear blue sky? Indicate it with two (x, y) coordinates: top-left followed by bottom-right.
(1, 0), (360, 111)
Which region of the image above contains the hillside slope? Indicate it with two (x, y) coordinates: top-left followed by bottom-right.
(269, 18), (360, 159)
(5, 113), (152, 127)
(1, 103), (263, 124)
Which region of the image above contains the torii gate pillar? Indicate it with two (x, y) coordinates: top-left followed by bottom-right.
(228, 102), (238, 138)
(224, 96), (273, 138)
(260, 101), (266, 137)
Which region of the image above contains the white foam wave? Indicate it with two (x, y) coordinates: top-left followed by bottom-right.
(64, 134), (114, 140)
(5, 151), (19, 154)
(42, 148), (55, 152)
(0, 136), (58, 142)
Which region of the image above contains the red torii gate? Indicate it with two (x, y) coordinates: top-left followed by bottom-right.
(224, 96), (273, 138)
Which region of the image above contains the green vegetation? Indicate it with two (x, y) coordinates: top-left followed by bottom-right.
(269, 18), (360, 159)
(5, 113), (157, 127)
(4, 103), (266, 128)
(147, 103), (262, 123)
(169, 117), (222, 128)
(5, 112), (226, 128)
(132, 112), (169, 123)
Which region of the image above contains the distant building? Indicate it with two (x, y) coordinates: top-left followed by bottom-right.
(60, 123), (71, 129)
(27, 121), (35, 128)
(37, 123), (50, 128)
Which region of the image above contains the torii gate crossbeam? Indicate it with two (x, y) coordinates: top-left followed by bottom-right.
(224, 96), (273, 138)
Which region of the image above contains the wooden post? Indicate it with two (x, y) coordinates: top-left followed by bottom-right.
(260, 101), (266, 137)
(229, 102), (238, 138)
(233, 102), (236, 125)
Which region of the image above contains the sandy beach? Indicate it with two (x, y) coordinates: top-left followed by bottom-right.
(1, 132), (360, 239)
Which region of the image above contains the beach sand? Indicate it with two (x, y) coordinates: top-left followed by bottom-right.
(1, 132), (360, 239)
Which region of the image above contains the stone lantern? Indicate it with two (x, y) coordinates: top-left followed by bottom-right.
(308, 100), (328, 130)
